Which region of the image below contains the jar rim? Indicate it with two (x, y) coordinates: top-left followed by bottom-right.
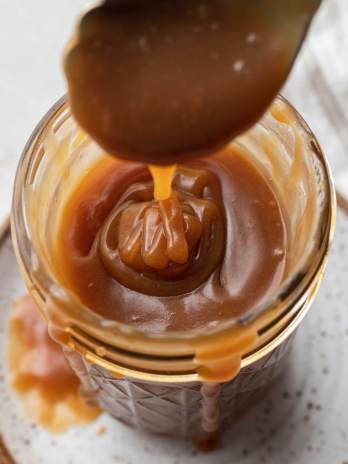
(11, 94), (336, 366)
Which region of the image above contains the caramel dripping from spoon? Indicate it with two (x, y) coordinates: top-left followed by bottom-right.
(148, 164), (189, 265)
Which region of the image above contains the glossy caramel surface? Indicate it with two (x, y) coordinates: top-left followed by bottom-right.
(57, 149), (287, 332)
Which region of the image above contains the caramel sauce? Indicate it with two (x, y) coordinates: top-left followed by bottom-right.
(60, 0), (319, 335)
(7, 296), (100, 433)
(57, 148), (286, 332)
(113, 193), (199, 271)
(149, 164), (176, 200)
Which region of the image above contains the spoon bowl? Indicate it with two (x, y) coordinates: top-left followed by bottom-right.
(64, 0), (321, 164)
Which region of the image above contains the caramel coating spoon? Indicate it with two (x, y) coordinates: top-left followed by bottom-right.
(64, 0), (321, 165)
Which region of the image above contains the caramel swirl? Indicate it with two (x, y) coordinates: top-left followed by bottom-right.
(58, 150), (287, 332)
(98, 166), (225, 296)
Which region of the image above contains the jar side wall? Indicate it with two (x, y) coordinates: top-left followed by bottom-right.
(233, 97), (331, 286)
(64, 330), (295, 437)
(12, 100), (107, 300)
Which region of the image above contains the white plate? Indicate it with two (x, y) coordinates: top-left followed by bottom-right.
(0, 207), (348, 464)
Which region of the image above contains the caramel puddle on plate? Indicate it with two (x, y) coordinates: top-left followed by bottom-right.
(7, 295), (100, 434)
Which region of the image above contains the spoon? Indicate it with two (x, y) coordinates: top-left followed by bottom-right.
(64, 0), (321, 165)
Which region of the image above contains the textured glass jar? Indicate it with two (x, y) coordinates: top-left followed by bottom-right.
(11, 95), (336, 441)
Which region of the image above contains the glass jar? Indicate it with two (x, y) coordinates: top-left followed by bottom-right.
(11, 95), (336, 441)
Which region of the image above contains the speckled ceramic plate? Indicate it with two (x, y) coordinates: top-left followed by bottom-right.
(0, 204), (348, 464)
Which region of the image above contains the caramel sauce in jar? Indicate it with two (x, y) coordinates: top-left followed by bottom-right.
(57, 148), (286, 333)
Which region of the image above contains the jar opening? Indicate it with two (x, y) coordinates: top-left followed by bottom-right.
(11, 95), (336, 370)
